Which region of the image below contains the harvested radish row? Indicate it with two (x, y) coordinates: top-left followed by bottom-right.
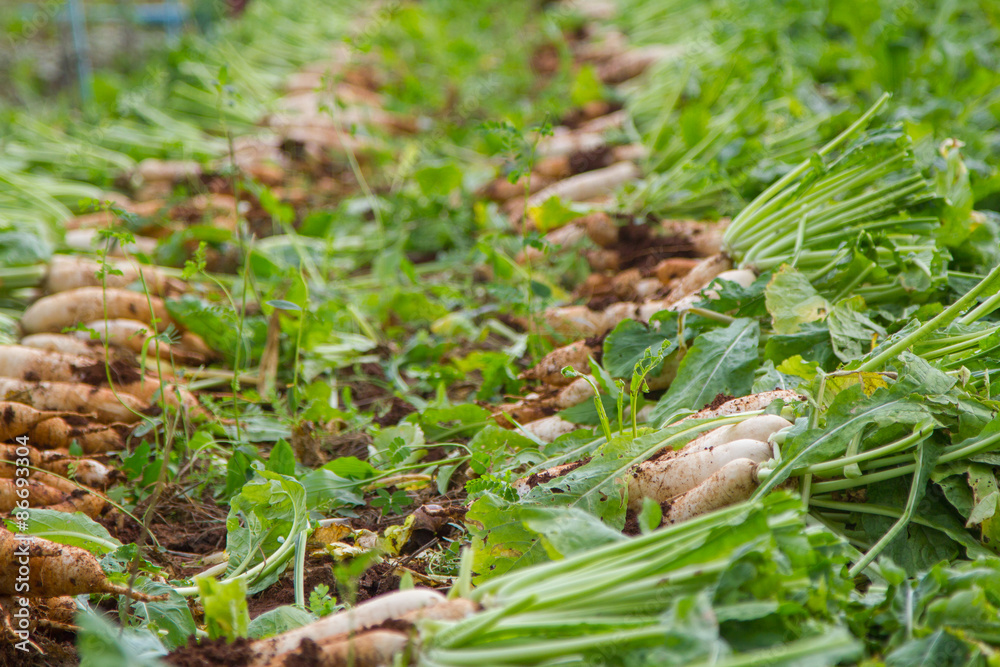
(0, 528), (165, 599)
(626, 438), (772, 512)
(519, 340), (599, 387)
(27, 418), (129, 454)
(44, 255), (183, 296)
(80, 319), (207, 364)
(0, 345), (95, 384)
(0, 444), (120, 489)
(249, 588), (445, 665)
(541, 263), (754, 338)
(20, 333), (126, 361)
(0, 465), (109, 518)
(0, 479), (69, 509)
(0, 378), (149, 423)
(679, 415), (791, 455)
(682, 390), (802, 422)
(20, 287), (171, 335)
(0, 402), (73, 441)
(661, 458), (761, 525)
(0, 346), (195, 412)
(524, 161), (640, 216)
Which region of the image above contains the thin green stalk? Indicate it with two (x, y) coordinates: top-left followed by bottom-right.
(848, 443), (925, 576)
(724, 93), (889, 243)
(857, 260), (1000, 371)
(799, 423), (931, 477)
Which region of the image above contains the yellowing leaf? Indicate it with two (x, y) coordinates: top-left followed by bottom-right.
(824, 372), (890, 404)
(776, 355), (820, 381)
(765, 265), (830, 334)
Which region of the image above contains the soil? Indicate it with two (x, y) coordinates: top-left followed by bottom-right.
(568, 145), (614, 174)
(247, 560), (338, 618)
(613, 223), (697, 274)
(372, 397), (417, 427)
(77, 359), (142, 387)
(622, 508), (640, 536)
(0, 636), (78, 666)
(164, 636), (255, 667)
(706, 393), (736, 411)
(520, 457), (591, 490)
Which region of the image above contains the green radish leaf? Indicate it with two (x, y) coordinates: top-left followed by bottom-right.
(224, 471), (308, 594)
(765, 264), (830, 334)
(323, 456), (378, 480)
(649, 318), (760, 426)
(637, 497), (662, 534)
(197, 576), (250, 641)
(265, 438), (296, 475)
(764, 322), (837, 369)
(0, 230), (52, 266)
(76, 607), (166, 667)
(528, 196), (591, 233)
(965, 463), (1000, 548)
(129, 580), (197, 651)
(602, 316), (678, 378)
(569, 64), (603, 107)
(885, 630), (970, 667)
(247, 606), (315, 640)
(466, 492), (549, 582)
(521, 506), (625, 559)
(414, 163), (463, 197)
(14, 509), (121, 555)
(828, 296), (887, 362)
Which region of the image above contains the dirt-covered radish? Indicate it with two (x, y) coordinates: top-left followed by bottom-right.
(597, 45), (683, 84)
(0, 444), (119, 489)
(679, 415), (791, 455)
(519, 340), (599, 387)
(44, 255), (183, 296)
(542, 263), (755, 338)
(20, 287), (171, 335)
(19, 333), (120, 361)
(0, 403), (73, 441)
(519, 415), (580, 443)
(0, 528), (165, 599)
(661, 458), (760, 525)
(0, 595), (78, 633)
(495, 377), (596, 427)
(249, 588), (445, 665)
(683, 390), (802, 422)
(0, 379), (149, 423)
(525, 161), (640, 214)
(27, 418), (128, 454)
(0, 479), (69, 510)
(263, 630), (409, 667)
(662, 254), (732, 306)
(627, 438), (772, 512)
(80, 319), (206, 364)
(0, 463), (108, 517)
(0, 346), (95, 384)
(0, 345), (197, 410)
